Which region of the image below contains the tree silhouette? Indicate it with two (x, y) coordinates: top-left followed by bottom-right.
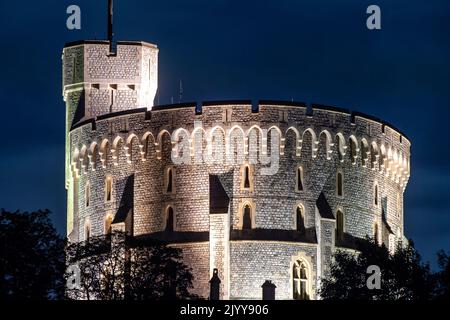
(434, 250), (450, 299)
(0, 209), (66, 300)
(319, 238), (434, 300)
(65, 232), (197, 300)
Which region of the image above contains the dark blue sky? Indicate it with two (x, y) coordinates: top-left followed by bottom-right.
(0, 0), (449, 267)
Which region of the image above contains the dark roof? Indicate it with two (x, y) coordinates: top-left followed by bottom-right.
(316, 192), (335, 220)
(209, 175), (230, 214)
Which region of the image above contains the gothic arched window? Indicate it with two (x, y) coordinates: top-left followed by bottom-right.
(105, 176), (113, 202)
(244, 165), (250, 189)
(165, 167), (174, 194)
(337, 172), (343, 197)
(242, 204), (252, 230)
(296, 206), (305, 234)
(293, 260), (309, 300)
(296, 166), (304, 192)
(85, 181), (91, 207)
(374, 222), (379, 244)
(336, 210), (344, 243)
(167, 168), (173, 193)
(85, 223), (91, 242)
(165, 206), (174, 232)
(105, 215), (113, 236)
(374, 184), (379, 206)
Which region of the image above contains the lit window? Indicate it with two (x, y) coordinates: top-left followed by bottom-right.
(293, 260), (309, 300)
(296, 166), (304, 192)
(336, 210), (344, 243)
(105, 176), (112, 202)
(165, 206), (174, 232)
(296, 206), (305, 234)
(337, 172), (343, 197)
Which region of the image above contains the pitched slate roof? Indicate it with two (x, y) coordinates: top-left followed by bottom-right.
(316, 192), (335, 220)
(209, 175), (230, 214)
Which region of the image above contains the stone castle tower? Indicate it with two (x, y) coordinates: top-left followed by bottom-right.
(63, 10), (411, 299)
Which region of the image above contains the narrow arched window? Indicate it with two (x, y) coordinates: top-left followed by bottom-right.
(337, 172), (343, 197)
(296, 166), (304, 192)
(296, 206), (305, 234)
(397, 192), (401, 218)
(336, 210), (344, 243)
(105, 215), (113, 236)
(85, 223), (91, 242)
(242, 204), (252, 230)
(374, 222), (379, 244)
(105, 176), (112, 202)
(374, 184), (379, 206)
(165, 207), (174, 232)
(244, 166), (250, 189)
(85, 182), (91, 207)
(293, 260), (309, 300)
(167, 168), (173, 193)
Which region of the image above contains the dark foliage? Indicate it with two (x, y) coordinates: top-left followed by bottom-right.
(319, 238), (434, 300)
(434, 250), (450, 299)
(65, 232), (197, 300)
(0, 209), (66, 300)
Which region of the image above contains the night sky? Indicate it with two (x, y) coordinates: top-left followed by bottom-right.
(0, 0), (449, 267)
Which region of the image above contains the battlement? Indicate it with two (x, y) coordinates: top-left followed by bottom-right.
(70, 100), (410, 145)
(68, 100), (411, 192)
(62, 40), (158, 118)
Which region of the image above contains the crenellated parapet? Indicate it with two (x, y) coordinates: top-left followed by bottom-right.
(68, 101), (411, 190)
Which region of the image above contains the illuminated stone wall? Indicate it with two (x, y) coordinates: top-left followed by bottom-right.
(62, 36), (410, 301)
(65, 100), (410, 299)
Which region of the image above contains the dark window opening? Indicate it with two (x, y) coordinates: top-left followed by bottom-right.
(296, 207), (305, 234)
(167, 168), (173, 193)
(297, 168), (303, 191)
(337, 172), (343, 196)
(244, 166), (250, 189)
(242, 205), (252, 230)
(165, 207), (174, 232)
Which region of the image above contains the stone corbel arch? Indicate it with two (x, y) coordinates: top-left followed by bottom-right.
(111, 136), (124, 166)
(141, 131), (156, 161)
(125, 133), (140, 164)
(285, 126), (301, 157)
(88, 141), (99, 171)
